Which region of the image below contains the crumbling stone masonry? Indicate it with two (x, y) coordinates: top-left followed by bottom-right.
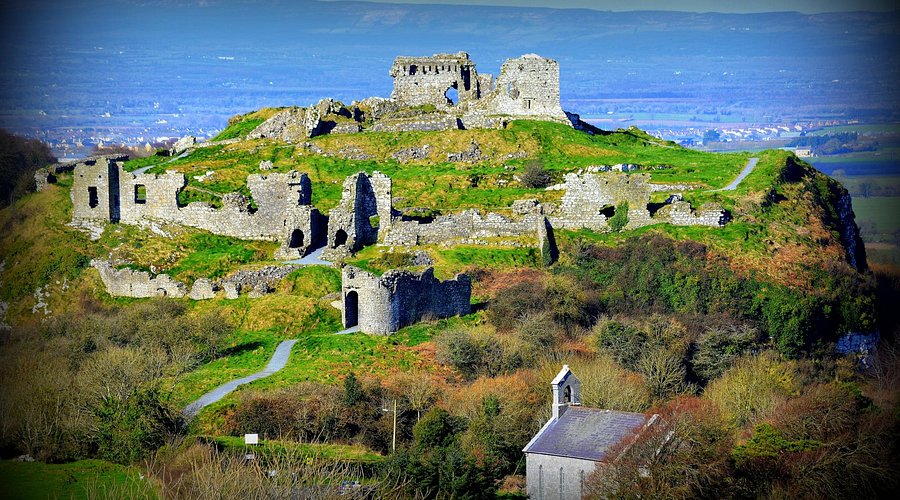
(92, 260), (187, 298)
(248, 52), (573, 141)
(341, 265), (471, 335)
(390, 52), (569, 126)
(70, 159), (325, 258)
(323, 172), (393, 260)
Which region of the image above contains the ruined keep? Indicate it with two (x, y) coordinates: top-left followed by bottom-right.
(247, 52), (574, 141)
(341, 265), (471, 335)
(389, 52), (569, 126)
(69, 158), (325, 259)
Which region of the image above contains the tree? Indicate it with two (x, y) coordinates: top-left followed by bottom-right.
(703, 129), (721, 143)
(519, 159), (551, 188)
(585, 396), (734, 499)
(0, 129), (56, 206)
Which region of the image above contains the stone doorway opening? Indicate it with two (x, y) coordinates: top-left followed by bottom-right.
(288, 229), (304, 249)
(344, 290), (359, 328)
(88, 186), (99, 208)
(334, 229), (348, 248)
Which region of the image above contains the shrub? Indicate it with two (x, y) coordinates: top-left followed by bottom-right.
(594, 320), (648, 371)
(691, 323), (759, 382)
(519, 160), (551, 188)
(703, 352), (799, 429)
(486, 280), (547, 332)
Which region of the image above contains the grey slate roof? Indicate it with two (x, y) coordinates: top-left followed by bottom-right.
(523, 406), (649, 462)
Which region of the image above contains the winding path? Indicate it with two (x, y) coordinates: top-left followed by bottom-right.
(183, 246), (337, 419)
(717, 157), (759, 191)
(183, 339), (298, 419)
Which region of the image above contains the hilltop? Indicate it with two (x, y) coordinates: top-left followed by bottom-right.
(0, 52), (893, 499)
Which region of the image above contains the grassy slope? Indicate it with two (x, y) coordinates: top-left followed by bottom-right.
(1, 117), (868, 428)
(0, 459), (156, 499)
(126, 121), (750, 213)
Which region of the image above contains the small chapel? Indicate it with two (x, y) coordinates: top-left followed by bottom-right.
(522, 365), (656, 500)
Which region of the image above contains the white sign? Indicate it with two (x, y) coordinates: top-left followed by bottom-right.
(244, 433), (259, 445)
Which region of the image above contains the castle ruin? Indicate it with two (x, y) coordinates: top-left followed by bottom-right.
(70, 157), (325, 259)
(341, 265), (472, 335)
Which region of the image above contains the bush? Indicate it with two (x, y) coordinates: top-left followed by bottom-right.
(95, 389), (179, 464)
(691, 323), (759, 382)
(594, 320), (648, 371)
(519, 160), (551, 188)
(703, 352), (799, 428)
(486, 280), (547, 332)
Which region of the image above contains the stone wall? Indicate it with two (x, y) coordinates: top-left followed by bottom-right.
(547, 172), (727, 231)
(342, 265), (471, 335)
(71, 157), (122, 226)
(323, 172), (392, 259)
(92, 260), (187, 298)
(383, 209), (543, 247)
(389, 52), (481, 108)
(469, 54), (569, 124)
(71, 161), (324, 259)
(525, 453), (597, 500)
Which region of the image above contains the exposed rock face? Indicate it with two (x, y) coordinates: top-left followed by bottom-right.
(259, 160), (274, 170)
(836, 192), (867, 270)
(342, 265), (471, 335)
(92, 260), (187, 298)
(223, 282), (241, 300)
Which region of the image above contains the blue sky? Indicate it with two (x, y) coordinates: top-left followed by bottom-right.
(328, 0), (898, 13)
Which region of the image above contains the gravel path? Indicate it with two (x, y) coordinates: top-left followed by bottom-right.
(285, 245), (331, 266)
(718, 157), (759, 191)
(183, 339), (298, 419)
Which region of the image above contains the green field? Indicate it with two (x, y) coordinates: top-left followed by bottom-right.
(853, 196), (900, 234)
(0, 459), (156, 499)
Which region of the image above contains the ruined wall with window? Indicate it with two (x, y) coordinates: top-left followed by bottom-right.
(389, 52), (482, 108)
(70, 160), (324, 258)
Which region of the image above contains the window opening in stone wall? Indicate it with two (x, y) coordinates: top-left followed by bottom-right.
(344, 290), (359, 328)
(334, 229), (348, 248)
(88, 186), (99, 208)
(445, 85), (459, 106)
(524, 98), (532, 110)
(409, 65), (417, 75)
(289, 229), (304, 249)
(600, 205), (616, 218)
(134, 184), (147, 204)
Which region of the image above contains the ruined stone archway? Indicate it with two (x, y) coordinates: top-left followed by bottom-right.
(344, 290), (359, 328)
(289, 229), (304, 249)
(334, 229), (348, 248)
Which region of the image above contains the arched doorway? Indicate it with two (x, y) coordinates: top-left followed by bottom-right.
(334, 229), (348, 248)
(344, 290), (358, 328)
(288, 229), (304, 249)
